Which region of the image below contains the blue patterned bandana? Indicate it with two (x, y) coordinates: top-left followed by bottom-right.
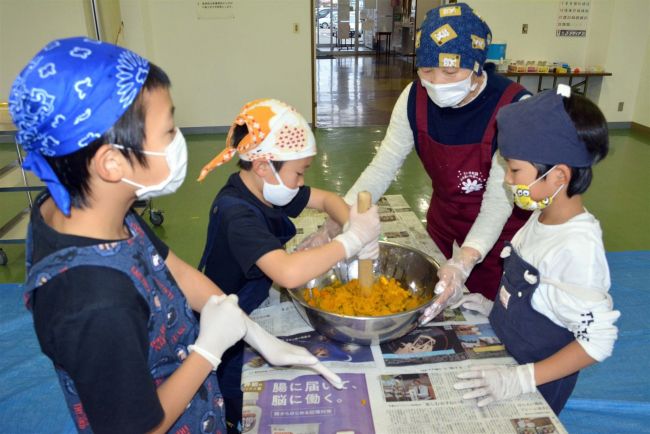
(497, 88), (593, 168)
(9, 36), (150, 215)
(415, 2), (492, 75)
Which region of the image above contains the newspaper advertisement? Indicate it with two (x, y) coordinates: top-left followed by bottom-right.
(241, 302), (566, 434)
(241, 196), (567, 434)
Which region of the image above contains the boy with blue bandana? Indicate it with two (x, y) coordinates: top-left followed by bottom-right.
(452, 85), (620, 414)
(11, 37), (341, 433)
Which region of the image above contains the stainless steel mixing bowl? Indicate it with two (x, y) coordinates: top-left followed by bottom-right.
(287, 241), (440, 345)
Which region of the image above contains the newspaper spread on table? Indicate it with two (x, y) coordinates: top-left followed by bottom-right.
(244, 196), (567, 434)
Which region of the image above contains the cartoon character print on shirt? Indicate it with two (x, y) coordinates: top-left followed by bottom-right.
(93, 242), (122, 256)
(457, 169), (486, 194)
(148, 245), (165, 271)
(175, 344), (189, 362)
(201, 411), (218, 434)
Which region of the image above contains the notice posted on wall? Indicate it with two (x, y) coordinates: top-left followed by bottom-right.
(556, 0), (590, 37)
(196, 0), (234, 19)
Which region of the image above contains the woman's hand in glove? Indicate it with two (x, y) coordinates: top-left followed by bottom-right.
(419, 246), (481, 325)
(295, 218), (342, 251)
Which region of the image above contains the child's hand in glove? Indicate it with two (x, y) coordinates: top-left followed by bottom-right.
(334, 205), (380, 259)
(189, 294), (248, 370)
(244, 317), (344, 389)
(452, 293), (494, 317)
(453, 364), (536, 407)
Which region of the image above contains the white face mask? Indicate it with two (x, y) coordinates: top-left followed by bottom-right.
(420, 73), (477, 108)
(262, 163), (299, 206)
(117, 128), (188, 200)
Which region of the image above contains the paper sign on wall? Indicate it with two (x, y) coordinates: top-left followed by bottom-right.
(196, 0), (235, 19)
(556, 0), (590, 37)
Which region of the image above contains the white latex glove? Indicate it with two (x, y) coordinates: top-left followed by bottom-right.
(357, 238), (379, 260)
(418, 245), (481, 325)
(452, 293), (494, 317)
(454, 364), (536, 407)
(334, 205), (380, 259)
(295, 218), (342, 251)
(243, 317), (344, 390)
(189, 294), (248, 370)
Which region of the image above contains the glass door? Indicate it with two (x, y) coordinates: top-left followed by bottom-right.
(315, 0), (373, 56)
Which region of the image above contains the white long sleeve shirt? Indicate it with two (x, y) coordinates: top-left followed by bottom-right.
(344, 81), (523, 260)
(510, 210), (620, 362)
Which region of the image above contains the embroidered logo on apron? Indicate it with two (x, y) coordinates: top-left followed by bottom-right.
(457, 170), (486, 194)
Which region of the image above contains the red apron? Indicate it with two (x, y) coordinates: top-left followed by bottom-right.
(415, 79), (530, 300)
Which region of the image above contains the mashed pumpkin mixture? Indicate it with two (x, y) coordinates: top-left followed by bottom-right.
(303, 275), (426, 316)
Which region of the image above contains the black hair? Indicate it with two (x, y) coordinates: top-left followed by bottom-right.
(534, 93), (609, 197)
(45, 63), (171, 208)
(232, 124), (285, 172)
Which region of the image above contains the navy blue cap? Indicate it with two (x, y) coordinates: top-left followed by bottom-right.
(497, 88), (593, 168)
(415, 3), (491, 75)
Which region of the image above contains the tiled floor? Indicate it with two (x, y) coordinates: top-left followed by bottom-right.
(316, 55), (417, 127)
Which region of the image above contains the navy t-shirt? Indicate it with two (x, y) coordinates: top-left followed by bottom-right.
(407, 63), (530, 154)
(202, 172), (310, 296)
(30, 193), (168, 433)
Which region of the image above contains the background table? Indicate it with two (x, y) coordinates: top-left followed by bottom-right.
(502, 71), (612, 95)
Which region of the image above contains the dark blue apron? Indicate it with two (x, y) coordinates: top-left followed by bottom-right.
(198, 194), (296, 431)
(25, 209), (226, 433)
(489, 242), (578, 414)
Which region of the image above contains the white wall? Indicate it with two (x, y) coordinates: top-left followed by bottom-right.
(597, 0), (650, 123)
(416, 0), (441, 28)
(473, 0), (591, 66)
(471, 0), (650, 123)
(2, 0), (648, 127)
(633, 31), (650, 128)
(0, 0), (90, 101)
(0, 0), (313, 128)
(119, 0), (313, 128)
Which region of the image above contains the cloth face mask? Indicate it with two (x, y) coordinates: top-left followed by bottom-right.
(509, 165), (564, 211)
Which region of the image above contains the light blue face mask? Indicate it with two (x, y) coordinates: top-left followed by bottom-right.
(262, 162), (299, 206)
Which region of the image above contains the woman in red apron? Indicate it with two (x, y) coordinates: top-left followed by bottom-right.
(301, 3), (531, 319)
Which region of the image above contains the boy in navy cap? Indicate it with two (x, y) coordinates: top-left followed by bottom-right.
(452, 85), (620, 414)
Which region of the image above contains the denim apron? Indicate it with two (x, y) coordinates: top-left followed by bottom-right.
(25, 209), (226, 433)
(489, 242), (579, 414)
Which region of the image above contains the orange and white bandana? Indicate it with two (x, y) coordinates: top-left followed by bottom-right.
(198, 99), (317, 181)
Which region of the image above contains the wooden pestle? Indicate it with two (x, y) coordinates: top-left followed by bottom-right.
(357, 191), (374, 296)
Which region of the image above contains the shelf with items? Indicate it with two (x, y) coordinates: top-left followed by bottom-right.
(0, 104), (45, 265)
